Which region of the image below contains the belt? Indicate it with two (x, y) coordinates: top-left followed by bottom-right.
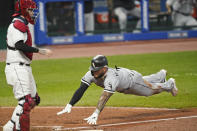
(174, 11), (190, 16)
(6, 62), (30, 66)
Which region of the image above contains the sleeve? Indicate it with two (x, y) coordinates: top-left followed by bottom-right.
(104, 77), (119, 93)
(81, 71), (94, 86)
(69, 82), (89, 106)
(15, 40), (39, 53)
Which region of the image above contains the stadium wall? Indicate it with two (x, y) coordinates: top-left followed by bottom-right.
(34, 0), (197, 45)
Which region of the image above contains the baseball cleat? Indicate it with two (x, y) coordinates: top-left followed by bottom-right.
(169, 78), (178, 96)
(3, 120), (14, 131)
(160, 69), (167, 83)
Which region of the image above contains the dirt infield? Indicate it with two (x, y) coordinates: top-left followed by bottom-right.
(0, 107), (197, 131)
(1, 38), (197, 130)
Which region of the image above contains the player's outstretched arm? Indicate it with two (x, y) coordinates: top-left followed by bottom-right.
(15, 40), (39, 53)
(57, 82), (89, 115)
(14, 40), (52, 56)
(84, 91), (113, 125)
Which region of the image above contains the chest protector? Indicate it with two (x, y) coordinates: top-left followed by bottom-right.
(13, 20), (33, 60)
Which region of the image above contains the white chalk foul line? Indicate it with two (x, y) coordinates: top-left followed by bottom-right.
(1, 115), (197, 130)
(0, 125), (63, 129)
(54, 115), (197, 130)
(0, 106), (178, 110)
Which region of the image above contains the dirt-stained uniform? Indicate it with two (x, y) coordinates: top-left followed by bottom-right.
(57, 55), (178, 125)
(82, 67), (172, 96)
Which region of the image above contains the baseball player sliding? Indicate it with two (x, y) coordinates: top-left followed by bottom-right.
(166, 0), (197, 30)
(57, 55), (178, 125)
(3, 0), (52, 131)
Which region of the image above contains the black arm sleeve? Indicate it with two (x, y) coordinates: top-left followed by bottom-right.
(69, 82), (89, 106)
(15, 40), (39, 53)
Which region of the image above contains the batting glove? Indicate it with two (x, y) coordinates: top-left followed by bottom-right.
(57, 104), (72, 115)
(84, 109), (100, 125)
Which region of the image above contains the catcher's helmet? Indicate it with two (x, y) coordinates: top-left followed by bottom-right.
(89, 55), (108, 71)
(13, 0), (39, 24)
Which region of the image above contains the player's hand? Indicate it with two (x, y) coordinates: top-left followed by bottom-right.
(38, 48), (52, 56)
(57, 104), (72, 115)
(84, 109), (100, 125)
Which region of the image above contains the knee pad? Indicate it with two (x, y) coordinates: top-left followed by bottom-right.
(25, 94), (36, 109)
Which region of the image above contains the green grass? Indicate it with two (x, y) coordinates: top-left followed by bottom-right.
(0, 51), (197, 109)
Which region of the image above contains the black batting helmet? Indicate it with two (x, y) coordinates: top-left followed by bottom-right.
(89, 55), (108, 71)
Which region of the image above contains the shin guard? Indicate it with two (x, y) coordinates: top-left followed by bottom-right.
(19, 95), (36, 131)
(19, 102), (31, 131)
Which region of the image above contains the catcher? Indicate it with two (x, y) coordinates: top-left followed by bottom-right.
(57, 55), (178, 125)
(3, 0), (52, 130)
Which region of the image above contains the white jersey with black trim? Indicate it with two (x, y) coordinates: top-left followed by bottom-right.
(81, 67), (136, 94)
(166, 0), (195, 14)
(6, 18), (31, 64)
